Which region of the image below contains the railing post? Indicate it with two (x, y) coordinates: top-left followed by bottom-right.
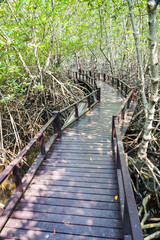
(127, 98), (131, 109)
(108, 76), (110, 84)
(112, 77), (114, 86)
(79, 68), (81, 80)
(117, 79), (120, 89)
(53, 111), (62, 137)
(121, 106), (125, 120)
(131, 88), (135, 101)
(87, 74), (89, 83)
(103, 73), (106, 82)
(89, 71), (92, 77)
(83, 70), (85, 81)
(98, 73), (100, 80)
(75, 72), (78, 80)
(88, 96), (91, 109)
(13, 165), (23, 194)
(121, 82), (123, 94)
(75, 104), (79, 119)
(94, 80), (97, 89)
(125, 86), (128, 97)
(97, 88), (101, 102)
(40, 134), (46, 155)
(112, 116), (119, 141)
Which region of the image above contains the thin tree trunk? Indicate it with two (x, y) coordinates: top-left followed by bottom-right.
(127, 0), (148, 118)
(138, 0), (160, 163)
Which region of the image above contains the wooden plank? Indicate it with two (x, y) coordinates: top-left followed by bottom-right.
(36, 169), (117, 178)
(33, 174), (118, 184)
(0, 228), (121, 240)
(21, 196), (120, 210)
(46, 154), (113, 161)
(38, 166), (116, 173)
(2, 218), (123, 238)
(30, 179), (118, 190)
(43, 159), (115, 166)
(11, 210), (122, 228)
(25, 189), (118, 202)
(28, 184), (119, 195)
(15, 203), (121, 219)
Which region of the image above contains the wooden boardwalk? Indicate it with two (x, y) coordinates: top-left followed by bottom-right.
(0, 82), (124, 240)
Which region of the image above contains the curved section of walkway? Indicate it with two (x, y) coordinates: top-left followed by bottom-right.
(0, 82), (124, 240)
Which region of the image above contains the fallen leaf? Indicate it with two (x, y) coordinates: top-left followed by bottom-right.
(90, 157), (93, 161)
(114, 195), (118, 200)
(57, 139), (60, 141)
(54, 228), (56, 235)
(81, 133), (86, 135)
(63, 221), (70, 226)
(86, 111), (90, 114)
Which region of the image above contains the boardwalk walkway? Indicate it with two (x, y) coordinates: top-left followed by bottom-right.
(0, 82), (124, 240)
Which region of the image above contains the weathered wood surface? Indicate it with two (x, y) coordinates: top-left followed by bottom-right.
(0, 82), (124, 240)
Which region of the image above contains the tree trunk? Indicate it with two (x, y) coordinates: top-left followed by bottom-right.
(138, 0), (160, 164)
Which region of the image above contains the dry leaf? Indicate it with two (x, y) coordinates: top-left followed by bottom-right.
(114, 195), (118, 200)
(57, 139), (60, 141)
(54, 228), (56, 235)
(90, 157), (93, 161)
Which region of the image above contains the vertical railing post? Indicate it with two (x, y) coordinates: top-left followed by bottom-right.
(97, 88), (101, 102)
(75, 72), (78, 80)
(131, 88), (135, 101)
(98, 73), (100, 80)
(88, 96), (91, 109)
(108, 76), (110, 84)
(112, 77), (114, 86)
(53, 111), (62, 137)
(75, 104), (79, 119)
(125, 86), (128, 97)
(13, 165), (23, 194)
(83, 70), (85, 81)
(112, 116), (118, 141)
(103, 73), (106, 82)
(40, 134), (46, 155)
(121, 106), (125, 120)
(127, 97), (131, 109)
(117, 79), (120, 90)
(79, 68), (81, 80)
(121, 82), (123, 94)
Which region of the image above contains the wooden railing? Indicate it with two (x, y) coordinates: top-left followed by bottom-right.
(86, 70), (143, 240)
(69, 69), (98, 90)
(0, 73), (100, 231)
